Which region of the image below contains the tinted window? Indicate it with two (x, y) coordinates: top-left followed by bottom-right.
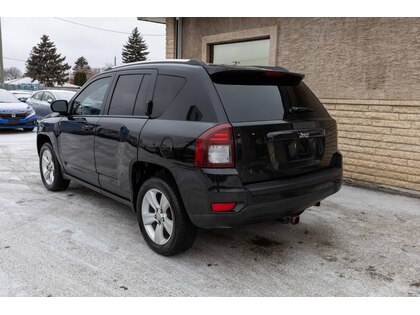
(214, 81), (328, 122)
(152, 75), (186, 118)
(109, 74), (143, 115)
(214, 84), (285, 122)
(281, 82), (329, 118)
(159, 89), (218, 122)
(73, 77), (111, 116)
(133, 75), (151, 116)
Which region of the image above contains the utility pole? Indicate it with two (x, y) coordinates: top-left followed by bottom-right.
(0, 17), (4, 84)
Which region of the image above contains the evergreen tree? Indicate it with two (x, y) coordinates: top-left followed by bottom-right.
(73, 72), (87, 87)
(73, 56), (91, 73)
(25, 35), (71, 87)
(122, 27), (149, 63)
(73, 56), (91, 86)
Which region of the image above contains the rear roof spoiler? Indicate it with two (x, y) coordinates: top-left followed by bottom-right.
(205, 66), (305, 85)
(205, 65), (305, 86)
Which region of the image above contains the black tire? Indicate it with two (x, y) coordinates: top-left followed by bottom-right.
(137, 177), (197, 256)
(39, 142), (70, 191)
(23, 128), (34, 132)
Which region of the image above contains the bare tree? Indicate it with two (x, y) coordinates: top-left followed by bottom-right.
(101, 63), (114, 72)
(4, 67), (22, 81)
(87, 68), (101, 80)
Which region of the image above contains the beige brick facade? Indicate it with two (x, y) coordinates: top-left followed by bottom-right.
(322, 99), (420, 192)
(164, 17), (420, 192)
(165, 18), (176, 59)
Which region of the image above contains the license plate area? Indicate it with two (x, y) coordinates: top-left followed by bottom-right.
(266, 129), (325, 169)
(6, 118), (21, 125)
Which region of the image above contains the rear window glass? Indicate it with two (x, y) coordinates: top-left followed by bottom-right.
(281, 83), (329, 118)
(214, 84), (284, 122)
(214, 81), (328, 122)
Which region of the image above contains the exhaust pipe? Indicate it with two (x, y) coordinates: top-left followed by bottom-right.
(278, 215), (300, 225)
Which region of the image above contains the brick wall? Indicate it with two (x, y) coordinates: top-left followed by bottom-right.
(322, 99), (420, 191)
(163, 17), (420, 192)
(166, 18), (176, 59)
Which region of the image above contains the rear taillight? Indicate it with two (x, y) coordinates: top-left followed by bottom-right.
(195, 123), (234, 168)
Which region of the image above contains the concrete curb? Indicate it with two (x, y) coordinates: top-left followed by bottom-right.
(343, 178), (420, 199)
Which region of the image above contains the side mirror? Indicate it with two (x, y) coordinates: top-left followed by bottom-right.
(47, 99), (53, 104)
(51, 100), (68, 114)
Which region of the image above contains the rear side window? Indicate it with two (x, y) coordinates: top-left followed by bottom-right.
(152, 75), (186, 118)
(42, 92), (54, 102)
(33, 92), (43, 100)
(109, 74), (143, 115)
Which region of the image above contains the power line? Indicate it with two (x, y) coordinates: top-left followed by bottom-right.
(54, 17), (165, 37)
(3, 56), (112, 71)
(4, 57), (26, 62)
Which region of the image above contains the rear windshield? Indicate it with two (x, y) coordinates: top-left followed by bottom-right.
(214, 82), (328, 123)
(214, 84), (284, 122)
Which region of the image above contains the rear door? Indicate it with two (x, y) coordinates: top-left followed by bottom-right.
(211, 70), (337, 185)
(95, 70), (157, 199)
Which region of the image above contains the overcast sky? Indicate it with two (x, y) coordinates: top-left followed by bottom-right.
(1, 17), (166, 73)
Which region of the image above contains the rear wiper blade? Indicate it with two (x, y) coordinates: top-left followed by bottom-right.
(289, 106), (314, 113)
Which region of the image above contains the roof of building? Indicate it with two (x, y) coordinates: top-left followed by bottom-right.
(137, 17), (167, 24)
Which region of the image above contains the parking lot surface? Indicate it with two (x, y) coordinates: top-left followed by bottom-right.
(0, 129), (419, 296)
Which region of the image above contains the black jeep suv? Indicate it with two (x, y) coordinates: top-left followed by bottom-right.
(37, 60), (342, 256)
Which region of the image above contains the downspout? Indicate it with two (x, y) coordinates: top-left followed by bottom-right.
(175, 17), (182, 59)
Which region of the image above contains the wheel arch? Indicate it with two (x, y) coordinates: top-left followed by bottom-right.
(130, 161), (181, 212)
(37, 134), (52, 155)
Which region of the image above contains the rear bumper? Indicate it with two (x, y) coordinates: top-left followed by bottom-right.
(189, 167), (342, 228)
(173, 153), (343, 229)
(0, 115), (37, 129)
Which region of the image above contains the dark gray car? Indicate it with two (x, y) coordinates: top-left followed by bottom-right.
(27, 90), (76, 119)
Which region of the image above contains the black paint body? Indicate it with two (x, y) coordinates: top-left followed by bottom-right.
(37, 60), (342, 229)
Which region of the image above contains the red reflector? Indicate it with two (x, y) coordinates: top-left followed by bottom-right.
(211, 202), (236, 212)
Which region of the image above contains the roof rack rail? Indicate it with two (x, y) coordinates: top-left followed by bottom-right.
(111, 59), (206, 70)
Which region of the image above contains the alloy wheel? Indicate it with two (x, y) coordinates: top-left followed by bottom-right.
(41, 149), (55, 186)
(141, 188), (174, 245)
